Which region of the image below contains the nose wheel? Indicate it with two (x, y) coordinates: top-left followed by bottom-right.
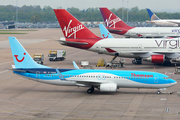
(87, 87), (94, 94)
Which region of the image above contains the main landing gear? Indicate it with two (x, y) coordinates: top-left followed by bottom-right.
(163, 61), (171, 66)
(132, 58), (142, 64)
(157, 90), (161, 95)
(87, 86), (94, 94)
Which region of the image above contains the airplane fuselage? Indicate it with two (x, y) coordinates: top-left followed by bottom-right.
(146, 20), (180, 27)
(13, 68), (176, 89)
(108, 27), (180, 38)
(61, 37), (180, 60)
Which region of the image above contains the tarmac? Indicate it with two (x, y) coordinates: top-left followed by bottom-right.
(0, 28), (180, 120)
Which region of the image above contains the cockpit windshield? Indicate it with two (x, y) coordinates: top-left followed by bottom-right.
(163, 77), (170, 79)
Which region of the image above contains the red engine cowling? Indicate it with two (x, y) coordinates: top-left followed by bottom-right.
(151, 55), (165, 63)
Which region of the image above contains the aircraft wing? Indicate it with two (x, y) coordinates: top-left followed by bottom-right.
(107, 29), (123, 32)
(11, 69), (27, 73)
(75, 80), (104, 87)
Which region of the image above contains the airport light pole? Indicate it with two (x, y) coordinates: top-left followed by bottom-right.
(16, 0), (18, 22)
(127, 1), (128, 22)
(122, 0), (124, 21)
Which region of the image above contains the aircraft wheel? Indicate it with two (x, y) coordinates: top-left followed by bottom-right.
(132, 60), (135, 64)
(91, 87), (94, 92)
(87, 89), (93, 94)
(157, 90), (161, 95)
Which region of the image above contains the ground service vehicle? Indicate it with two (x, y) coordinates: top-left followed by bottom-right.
(48, 50), (66, 61)
(33, 53), (44, 65)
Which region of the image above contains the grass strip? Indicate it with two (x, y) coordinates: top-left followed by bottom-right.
(0, 30), (37, 31)
(0, 32), (27, 34)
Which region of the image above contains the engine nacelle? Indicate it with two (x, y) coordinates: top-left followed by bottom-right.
(172, 57), (180, 62)
(100, 83), (117, 92)
(144, 55), (165, 63)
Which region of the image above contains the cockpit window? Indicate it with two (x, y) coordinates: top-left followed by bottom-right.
(163, 77), (170, 79)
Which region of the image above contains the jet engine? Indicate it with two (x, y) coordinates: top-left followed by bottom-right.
(172, 57), (180, 62)
(100, 83), (117, 92)
(144, 55), (165, 63)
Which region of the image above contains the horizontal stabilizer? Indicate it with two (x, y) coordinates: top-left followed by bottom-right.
(108, 29), (122, 32)
(11, 69), (27, 73)
(57, 39), (88, 45)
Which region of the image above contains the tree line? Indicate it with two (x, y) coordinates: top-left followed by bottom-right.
(0, 5), (180, 23)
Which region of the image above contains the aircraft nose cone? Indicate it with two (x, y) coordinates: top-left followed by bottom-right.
(170, 79), (177, 85)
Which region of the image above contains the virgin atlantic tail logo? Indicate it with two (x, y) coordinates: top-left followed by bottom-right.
(105, 14), (121, 28)
(14, 53), (26, 62)
(63, 20), (84, 39)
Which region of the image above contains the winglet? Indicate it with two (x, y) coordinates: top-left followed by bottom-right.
(99, 24), (114, 38)
(146, 8), (160, 20)
(73, 61), (79, 69)
(55, 69), (66, 81)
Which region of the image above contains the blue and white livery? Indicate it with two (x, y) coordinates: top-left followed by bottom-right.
(9, 37), (177, 94)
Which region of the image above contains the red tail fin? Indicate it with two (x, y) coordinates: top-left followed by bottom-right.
(99, 7), (132, 29)
(54, 9), (99, 39)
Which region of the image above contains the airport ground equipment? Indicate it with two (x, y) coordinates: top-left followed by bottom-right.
(132, 58), (142, 64)
(96, 58), (106, 67)
(48, 50), (66, 61)
(81, 61), (93, 69)
(175, 67), (180, 74)
(33, 53), (44, 65)
(106, 58), (125, 68)
(81, 61), (89, 67)
(106, 56), (125, 68)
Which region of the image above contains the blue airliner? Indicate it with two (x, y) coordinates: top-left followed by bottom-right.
(9, 37), (177, 94)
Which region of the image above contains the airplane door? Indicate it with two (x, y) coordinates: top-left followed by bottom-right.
(138, 44), (142, 51)
(154, 75), (159, 83)
(36, 71), (40, 80)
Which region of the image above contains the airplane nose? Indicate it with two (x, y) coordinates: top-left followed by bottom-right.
(169, 79), (177, 85)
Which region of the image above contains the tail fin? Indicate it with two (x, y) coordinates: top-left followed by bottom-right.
(146, 8), (160, 20)
(99, 7), (132, 29)
(99, 24), (114, 38)
(9, 37), (49, 69)
(54, 9), (99, 39)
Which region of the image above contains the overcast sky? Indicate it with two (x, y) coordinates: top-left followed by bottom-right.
(2, 0), (180, 12)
